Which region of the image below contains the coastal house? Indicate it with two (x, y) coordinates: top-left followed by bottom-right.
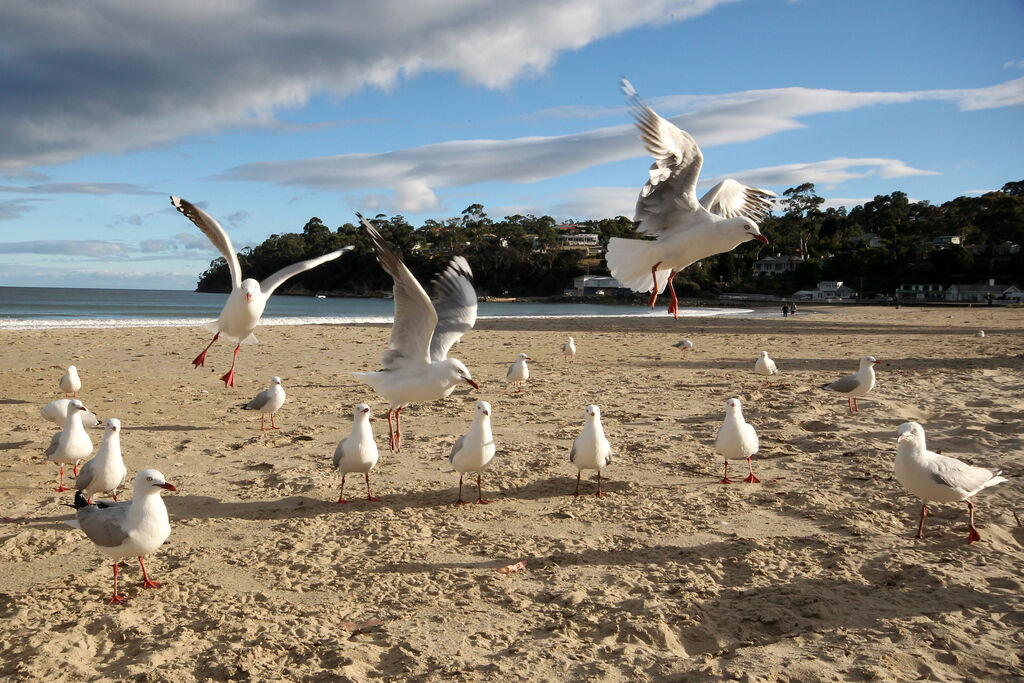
(792, 280), (856, 301)
(945, 280), (1024, 303)
(931, 235), (963, 249)
(570, 275), (630, 296)
(559, 233), (600, 248)
(753, 254), (800, 277)
(896, 283), (944, 301)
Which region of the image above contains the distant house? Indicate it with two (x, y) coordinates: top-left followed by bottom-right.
(792, 280), (856, 301)
(753, 254), (801, 277)
(945, 280), (1024, 303)
(478, 234), (508, 248)
(570, 275), (631, 296)
(932, 235), (963, 249)
(896, 284), (944, 301)
(559, 233), (600, 248)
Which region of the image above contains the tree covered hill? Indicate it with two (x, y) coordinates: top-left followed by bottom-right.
(195, 183), (1024, 299)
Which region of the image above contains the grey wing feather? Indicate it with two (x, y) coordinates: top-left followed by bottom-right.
(448, 434), (466, 464)
(170, 196), (242, 290)
(569, 439), (578, 464)
(605, 447), (612, 466)
(260, 246), (354, 296)
(75, 458), (96, 491)
(823, 374), (861, 394)
(76, 505), (130, 547)
(429, 256), (477, 362)
(44, 431), (61, 456)
(244, 388), (272, 411)
(698, 179), (776, 221)
(332, 437), (348, 468)
(930, 456), (999, 493)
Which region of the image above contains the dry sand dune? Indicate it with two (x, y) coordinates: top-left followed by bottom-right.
(1, 305), (1022, 681)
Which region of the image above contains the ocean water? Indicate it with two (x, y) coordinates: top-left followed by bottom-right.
(0, 286), (757, 329)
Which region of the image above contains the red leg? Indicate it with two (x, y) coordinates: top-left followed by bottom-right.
(336, 475), (347, 504)
(394, 407), (403, 451)
(366, 472), (381, 502)
(220, 344), (240, 387)
(476, 473), (493, 504)
(647, 262), (662, 307)
(139, 556), (161, 589)
(573, 471), (581, 497)
(73, 462), (79, 476)
(743, 457), (760, 483)
(967, 500), (981, 543)
(666, 271), (678, 318)
(386, 409), (396, 451)
(108, 562), (126, 604)
(720, 460), (732, 484)
(915, 503), (927, 539)
(853, 397), (859, 413)
(847, 396), (854, 413)
(595, 470), (607, 497)
(192, 332), (219, 368)
(260, 414), (266, 431)
(270, 413), (279, 430)
(112, 493), (117, 502)
(55, 465), (70, 492)
(453, 474), (469, 506)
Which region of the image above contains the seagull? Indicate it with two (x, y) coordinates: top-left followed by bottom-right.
(355, 214), (480, 451)
(570, 405), (612, 496)
(505, 353), (531, 393)
(42, 398), (99, 428)
(823, 355), (880, 412)
(45, 399), (94, 492)
(67, 469), (177, 604)
(894, 422), (1006, 543)
(171, 196), (354, 387)
(975, 330), (985, 338)
(75, 418), (128, 503)
(606, 79), (773, 318)
(672, 339), (694, 355)
(59, 365), (81, 397)
(754, 351), (779, 386)
(562, 337), (576, 363)
(448, 401), (496, 505)
(714, 398), (760, 484)
(242, 376), (286, 430)
(332, 404), (381, 504)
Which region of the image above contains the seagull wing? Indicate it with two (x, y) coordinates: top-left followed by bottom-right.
(244, 388), (272, 411)
(171, 196), (242, 290)
(622, 78), (705, 236)
(75, 457), (96, 491)
(699, 179), (776, 221)
(448, 433), (466, 464)
(44, 431), (62, 457)
(260, 246), (354, 297)
(332, 436), (349, 468)
(359, 214), (436, 368)
(929, 454), (1000, 495)
(823, 374), (860, 394)
(76, 504), (130, 547)
(428, 256), (477, 362)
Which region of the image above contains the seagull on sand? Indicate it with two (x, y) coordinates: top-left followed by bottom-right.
(505, 353), (531, 393)
(171, 196), (353, 387)
(823, 355), (880, 412)
(355, 214), (480, 452)
(570, 405), (613, 497)
(714, 398), (760, 484)
(975, 330), (985, 338)
(562, 337), (576, 363)
(45, 399), (93, 492)
(242, 376), (286, 430)
(754, 351), (779, 386)
(606, 79), (773, 318)
(333, 404), (381, 504)
(59, 365), (81, 397)
(42, 398), (99, 428)
(75, 418), (128, 503)
(673, 339), (694, 355)
(448, 401), (496, 505)
(67, 469), (176, 604)
(894, 422), (1006, 544)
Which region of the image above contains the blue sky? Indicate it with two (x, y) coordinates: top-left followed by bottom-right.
(0, 0), (1022, 290)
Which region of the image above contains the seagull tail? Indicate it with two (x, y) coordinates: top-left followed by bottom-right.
(606, 237), (670, 293)
(981, 473), (1008, 490)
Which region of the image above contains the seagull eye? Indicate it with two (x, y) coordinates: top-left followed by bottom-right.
(146, 476), (153, 481)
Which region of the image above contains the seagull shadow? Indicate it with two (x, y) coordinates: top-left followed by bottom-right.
(0, 398), (31, 405)
(0, 441), (32, 450)
(131, 424), (213, 432)
(163, 494), (333, 521)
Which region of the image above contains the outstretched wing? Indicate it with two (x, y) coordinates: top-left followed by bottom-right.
(171, 196), (242, 290)
(260, 246), (354, 297)
(622, 78), (705, 236)
(359, 214), (436, 369)
(429, 256), (477, 362)
(699, 179), (776, 221)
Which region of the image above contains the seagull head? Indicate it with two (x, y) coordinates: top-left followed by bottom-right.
(725, 397), (743, 414)
(68, 399), (86, 414)
(105, 417), (120, 434)
(735, 217), (769, 245)
(136, 468), (177, 493)
(447, 359), (480, 390)
(241, 278), (260, 303)
(270, 376), (282, 387)
(67, 365), (78, 375)
(475, 401), (492, 418)
(354, 403), (371, 417)
(759, 350), (769, 358)
(896, 421), (925, 448)
(861, 355), (881, 369)
(584, 404), (601, 421)
(517, 353), (531, 361)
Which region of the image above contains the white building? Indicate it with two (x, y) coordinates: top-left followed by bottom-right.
(945, 280), (1024, 303)
(792, 281), (856, 301)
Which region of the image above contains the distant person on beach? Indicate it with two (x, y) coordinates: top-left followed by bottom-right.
(781, 304), (789, 317)
(790, 303), (797, 316)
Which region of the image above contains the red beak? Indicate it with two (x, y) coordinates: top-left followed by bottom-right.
(874, 361), (882, 365)
(157, 482), (177, 491)
(754, 234), (769, 244)
(466, 378), (480, 390)
(362, 407), (370, 413)
(246, 292), (253, 303)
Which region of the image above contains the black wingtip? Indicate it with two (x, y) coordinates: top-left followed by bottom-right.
(72, 490), (91, 509)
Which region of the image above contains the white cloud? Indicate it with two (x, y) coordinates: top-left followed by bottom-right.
(713, 157), (939, 190)
(1003, 60), (1024, 69)
(0, 182), (154, 195)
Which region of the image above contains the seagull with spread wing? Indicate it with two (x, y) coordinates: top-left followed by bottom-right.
(171, 196), (354, 387)
(606, 79), (774, 318)
(355, 214), (480, 452)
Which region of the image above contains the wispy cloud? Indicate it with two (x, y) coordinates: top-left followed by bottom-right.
(1003, 60), (1024, 69)
(0, 182), (155, 195)
(0, 234), (221, 260)
(0, 198), (44, 220)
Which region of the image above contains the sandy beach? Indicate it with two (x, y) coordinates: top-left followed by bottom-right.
(1, 305), (1022, 681)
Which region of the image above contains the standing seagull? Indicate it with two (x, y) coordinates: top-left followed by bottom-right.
(171, 196), (353, 387)
(754, 351), (779, 386)
(714, 398), (760, 484)
(68, 469), (177, 604)
(448, 401), (496, 505)
(333, 404), (381, 504)
(243, 376), (287, 430)
(562, 337), (576, 363)
(894, 422), (1006, 543)
(606, 79), (773, 318)
(59, 365), (81, 397)
(45, 399), (93, 491)
(355, 214), (480, 451)
(673, 339), (694, 356)
(505, 353), (531, 393)
(75, 418), (128, 503)
(823, 355), (880, 412)
(42, 398), (99, 428)
(570, 405), (613, 497)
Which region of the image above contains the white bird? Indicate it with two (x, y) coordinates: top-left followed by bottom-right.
(355, 214), (480, 451)
(242, 376), (286, 430)
(44, 399), (94, 492)
(562, 336), (576, 363)
(448, 401), (496, 505)
(75, 418), (128, 503)
(505, 353), (531, 393)
(754, 350), (779, 386)
(42, 398), (99, 428)
(171, 196), (354, 387)
(569, 405), (613, 497)
(332, 404), (381, 504)
(714, 398), (760, 484)
(672, 339), (694, 355)
(975, 330), (985, 338)
(823, 355), (880, 412)
(606, 79), (773, 318)
(67, 469), (177, 604)
(894, 422), (1006, 544)
(59, 365), (81, 397)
